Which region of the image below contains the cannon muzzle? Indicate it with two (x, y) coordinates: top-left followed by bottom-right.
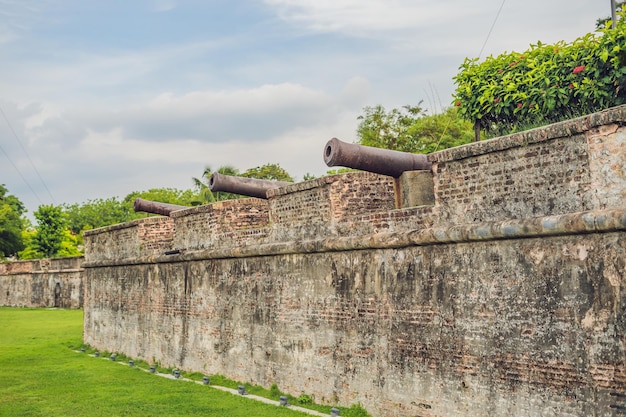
(133, 198), (188, 216)
(209, 172), (291, 199)
(323, 137), (431, 178)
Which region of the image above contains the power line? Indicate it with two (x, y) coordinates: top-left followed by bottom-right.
(478, 0), (507, 60)
(0, 104), (56, 204)
(0, 140), (44, 205)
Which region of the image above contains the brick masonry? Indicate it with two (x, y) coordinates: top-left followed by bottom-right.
(16, 106), (626, 416)
(0, 257), (83, 308)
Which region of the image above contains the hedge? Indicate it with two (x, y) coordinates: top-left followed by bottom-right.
(452, 9), (626, 136)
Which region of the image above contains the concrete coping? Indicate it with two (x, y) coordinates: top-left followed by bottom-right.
(83, 216), (170, 237)
(429, 104), (626, 163)
(82, 207), (626, 268)
(267, 172), (388, 198)
(169, 197), (268, 219)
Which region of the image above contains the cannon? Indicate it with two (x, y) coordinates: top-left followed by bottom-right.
(209, 172), (292, 199)
(133, 198), (188, 216)
(323, 137), (431, 178)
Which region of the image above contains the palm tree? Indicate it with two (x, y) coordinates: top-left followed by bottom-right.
(191, 165), (241, 205)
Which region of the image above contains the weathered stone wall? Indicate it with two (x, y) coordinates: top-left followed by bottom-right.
(82, 106), (626, 417)
(0, 257), (83, 308)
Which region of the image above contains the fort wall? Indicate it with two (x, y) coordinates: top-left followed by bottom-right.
(30, 106), (626, 416)
(0, 257), (83, 308)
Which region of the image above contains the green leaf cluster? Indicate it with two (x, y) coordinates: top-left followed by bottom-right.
(356, 105), (474, 153)
(453, 9), (626, 135)
(0, 184), (25, 258)
(25, 205), (67, 258)
(63, 188), (198, 235)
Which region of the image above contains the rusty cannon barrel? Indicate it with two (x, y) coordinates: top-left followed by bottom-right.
(209, 172), (292, 199)
(133, 198), (188, 216)
(323, 137), (432, 178)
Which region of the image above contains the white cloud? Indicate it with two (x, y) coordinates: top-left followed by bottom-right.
(263, 0), (606, 58)
(153, 0), (177, 12)
(264, 0), (483, 34)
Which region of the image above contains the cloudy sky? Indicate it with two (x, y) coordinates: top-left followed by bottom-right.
(0, 0), (610, 215)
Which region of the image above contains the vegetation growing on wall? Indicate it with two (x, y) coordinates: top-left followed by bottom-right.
(453, 9), (626, 135)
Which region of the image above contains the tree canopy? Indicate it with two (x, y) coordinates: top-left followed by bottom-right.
(0, 184), (26, 258)
(356, 105), (474, 153)
(30, 205), (67, 258)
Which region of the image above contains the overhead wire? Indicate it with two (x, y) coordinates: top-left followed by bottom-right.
(0, 104), (55, 204)
(0, 140), (44, 205)
(478, 0), (507, 60)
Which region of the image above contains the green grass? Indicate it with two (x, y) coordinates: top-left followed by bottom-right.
(0, 308), (314, 417)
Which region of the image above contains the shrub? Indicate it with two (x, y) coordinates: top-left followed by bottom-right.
(453, 10), (626, 135)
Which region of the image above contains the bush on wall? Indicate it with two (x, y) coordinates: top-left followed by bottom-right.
(452, 9), (626, 136)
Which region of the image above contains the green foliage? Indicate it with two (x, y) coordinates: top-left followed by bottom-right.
(241, 163), (294, 182)
(63, 188), (197, 234)
(0, 184), (25, 258)
(63, 197), (132, 234)
(31, 205), (66, 258)
(405, 107), (475, 152)
(192, 166), (242, 204)
(192, 164), (294, 204)
(296, 393), (314, 405)
(17, 229), (39, 260)
(123, 188), (198, 209)
(357, 104), (426, 152)
(19, 205), (82, 259)
(356, 105), (474, 153)
(596, 2), (625, 29)
(344, 403), (371, 417)
(453, 9), (626, 135)
(326, 168), (359, 175)
(57, 229), (82, 258)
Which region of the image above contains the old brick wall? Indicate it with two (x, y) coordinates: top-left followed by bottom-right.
(430, 109), (626, 224)
(0, 257), (83, 308)
(83, 106), (626, 417)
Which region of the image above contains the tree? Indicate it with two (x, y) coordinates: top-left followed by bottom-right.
(63, 197), (131, 234)
(32, 205), (66, 258)
(191, 165), (241, 205)
(241, 163), (294, 182)
(63, 188), (198, 234)
(357, 104), (426, 152)
(356, 105), (474, 153)
(405, 107), (475, 153)
(0, 184), (26, 258)
(122, 188), (198, 215)
(191, 164), (295, 204)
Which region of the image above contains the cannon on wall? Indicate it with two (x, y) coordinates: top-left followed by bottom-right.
(323, 137), (434, 208)
(209, 172), (292, 199)
(133, 198), (189, 216)
(323, 137), (431, 178)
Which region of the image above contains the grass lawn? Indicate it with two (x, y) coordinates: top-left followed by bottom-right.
(0, 307), (315, 417)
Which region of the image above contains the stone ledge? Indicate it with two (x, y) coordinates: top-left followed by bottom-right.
(83, 216), (169, 236)
(82, 208), (626, 268)
(429, 105), (626, 163)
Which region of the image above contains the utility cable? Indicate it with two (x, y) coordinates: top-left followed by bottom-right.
(478, 0), (507, 60)
(0, 140), (44, 205)
(0, 104), (55, 203)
